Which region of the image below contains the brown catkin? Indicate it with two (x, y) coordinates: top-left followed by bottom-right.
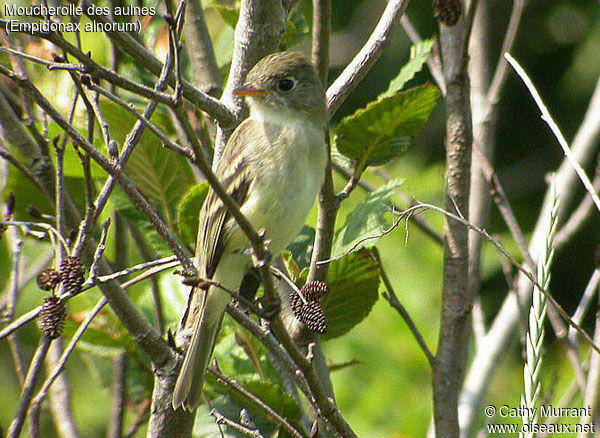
(433, 0), (462, 26)
(59, 256), (85, 295)
(37, 268), (61, 291)
(39, 295), (66, 339)
(290, 281), (328, 334)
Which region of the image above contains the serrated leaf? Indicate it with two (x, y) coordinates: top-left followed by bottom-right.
(321, 249), (380, 340)
(177, 183), (209, 247)
(334, 85), (440, 167)
(384, 39), (435, 95)
(332, 179), (403, 258)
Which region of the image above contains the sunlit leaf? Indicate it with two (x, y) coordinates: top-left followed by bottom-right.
(177, 183), (209, 247)
(334, 85), (440, 167)
(332, 179), (403, 258)
(384, 39), (435, 95)
(321, 248), (380, 340)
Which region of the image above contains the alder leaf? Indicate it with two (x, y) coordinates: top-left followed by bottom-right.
(333, 84), (440, 167)
(176, 183), (209, 247)
(332, 179), (403, 258)
(321, 248), (380, 340)
(384, 39), (435, 95)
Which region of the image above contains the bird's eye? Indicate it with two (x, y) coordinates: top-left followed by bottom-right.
(277, 78), (296, 92)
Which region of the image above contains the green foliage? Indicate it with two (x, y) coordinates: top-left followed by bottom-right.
(333, 179), (403, 258)
(212, 5), (239, 29)
(287, 224), (315, 269)
(281, 250), (302, 284)
(177, 183), (210, 247)
(384, 39), (435, 95)
(210, 3), (309, 68)
(281, 7), (310, 49)
(231, 380), (302, 421)
(333, 85), (440, 168)
(321, 249), (380, 340)
(110, 187), (171, 256)
(63, 306), (154, 402)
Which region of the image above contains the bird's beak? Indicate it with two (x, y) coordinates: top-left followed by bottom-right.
(233, 84), (267, 97)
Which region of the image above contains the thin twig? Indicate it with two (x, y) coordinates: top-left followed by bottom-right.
(568, 269), (600, 346)
(4, 230), (26, 385)
(108, 351), (127, 438)
(7, 337), (52, 438)
(400, 15), (445, 94)
(373, 247), (434, 367)
(0, 220), (69, 252)
(555, 171), (600, 250)
(0, 64), (195, 274)
(505, 53), (600, 214)
(0, 257), (178, 341)
(326, 0), (411, 116)
(332, 161), (443, 245)
(28, 262), (175, 426)
(210, 409), (264, 438)
(86, 81), (194, 160)
(0, 19), (235, 125)
(487, 0), (527, 105)
(208, 366), (303, 438)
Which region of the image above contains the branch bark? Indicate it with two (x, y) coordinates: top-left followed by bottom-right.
(432, 11), (473, 438)
(326, 0), (411, 117)
(213, 0), (288, 164)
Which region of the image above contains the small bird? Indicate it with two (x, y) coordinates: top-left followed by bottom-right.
(173, 51), (328, 410)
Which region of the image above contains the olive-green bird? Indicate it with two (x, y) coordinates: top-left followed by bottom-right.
(173, 51), (328, 410)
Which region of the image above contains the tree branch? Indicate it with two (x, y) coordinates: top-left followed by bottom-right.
(326, 0), (411, 116)
(433, 9), (473, 437)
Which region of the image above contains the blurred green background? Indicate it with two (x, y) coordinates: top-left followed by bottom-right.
(1, 0), (600, 436)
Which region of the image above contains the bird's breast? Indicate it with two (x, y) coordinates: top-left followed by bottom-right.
(237, 120), (326, 256)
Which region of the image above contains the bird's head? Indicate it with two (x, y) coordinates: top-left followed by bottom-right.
(233, 51), (326, 126)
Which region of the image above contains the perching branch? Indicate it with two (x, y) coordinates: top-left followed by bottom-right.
(433, 7), (473, 436)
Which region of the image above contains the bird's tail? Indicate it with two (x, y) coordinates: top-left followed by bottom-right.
(172, 286), (228, 411)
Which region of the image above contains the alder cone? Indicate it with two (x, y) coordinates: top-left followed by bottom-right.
(289, 281), (329, 334)
(60, 256), (85, 295)
(39, 295), (66, 339)
(37, 268), (61, 291)
(433, 0), (462, 26)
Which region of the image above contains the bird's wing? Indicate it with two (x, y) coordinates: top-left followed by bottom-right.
(196, 119), (261, 279)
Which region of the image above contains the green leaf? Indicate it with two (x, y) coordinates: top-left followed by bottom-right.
(214, 26), (235, 68)
(281, 250), (302, 284)
(177, 183), (209, 247)
(322, 248), (380, 340)
(99, 100), (194, 229)
(286, 225), (315, 269)
(332, 179), (403, 258)
(213, 5), (239, 28)
(63, 310), (137, 353)
(333, 84), (440, 167)
(281, 8), (310, 49)
(110, 187), (171, 256)
(384, 39), (435, 95)
(230, 380), (302, 421)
